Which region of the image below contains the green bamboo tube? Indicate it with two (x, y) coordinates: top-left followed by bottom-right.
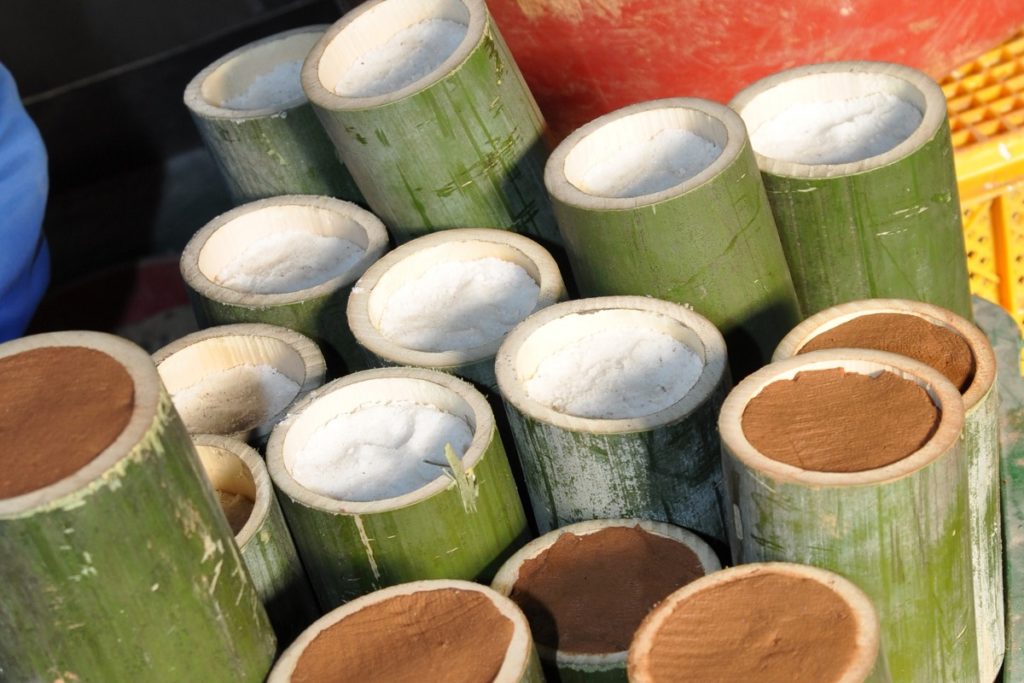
(153, 323), (326, 447)
(495, 296), (730, 541)
(301, 0), (560, 250)
(184, 26), (363, 204)
(543, 98), (800, 376)
(180, 195), (389, 375)
(719, 349), (975, 682)
(0, 331), (276, 681)
(266, 367), (529, 609)
(772, 298), (1001, 682)
(730, 62), (972, 319)
(628, 563), (889, 683)
(491, 518), (720, 682)
(268, 579), (543, 682)
(347, 227), (565, 392)
(194, 435), (320, 647)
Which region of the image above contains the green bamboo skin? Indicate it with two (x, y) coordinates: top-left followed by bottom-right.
(267, 367), (529, 610)
(185, 26), (363, 204)
(731, 62), (972, 320)
(544, 98), (800, 376)
(720, 350), (976, 683)
(0, 333), (276, 682)
(302, 0), (561, 251)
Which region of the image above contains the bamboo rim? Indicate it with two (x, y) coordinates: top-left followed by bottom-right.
(771, 298), (995, 414)
(544, 98), (743, 210)
(628, 562), (882, 683)
(152, 324), (326, 441)
(185, 25), (326, 119)
(730, 61), (947, 179)
(192, 435), (272, 549)
(495, 296), (728, 434)
(266, 366), (496, 514)
(268, 578), (534, 682)
(0, 332), (162, 517)
(490, 518), (721, 671)
(718, 348), (965, 487)
(347, 228), (565, 369)
(302, 0), (486, 110)
(181, 195), (390, 306)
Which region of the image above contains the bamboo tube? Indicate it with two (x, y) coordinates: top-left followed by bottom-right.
(772, 298), (1001, 682)
(719, 349), (975, 682)
(0, 331), (276, 681)
(628, 563), (888, 683)
(730, 62), (972, 319)
(495, 296), (730, 542)
(347, 227), (565, 391)
(266, 367), (529, 609)
(543, 98), (800, 377)
(491, 518), (720, 682)
(181, 195), (389, 375)
(153, 323), (326, 447)
(193, 435), (320, 647)
(301, 0), (561, 250)
(184, 26), (363, 204)
(268, 579), (543, 682)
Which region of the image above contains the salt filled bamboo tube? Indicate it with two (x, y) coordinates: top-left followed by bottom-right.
(491, 518), (720, 682)
(772, 298), (1001, 682)
(730, 62), (972, 319)
(181, 195), (389, 375)
(301, 0), (561, 250)
(266, 367), (529, 609)
(347, 227), (565, 392)
(268, 579), (543, 682)
(184, 25), (363, 204)
(0, 332), (276, 681)
(719, 349), (975, 682)
(153, 323), (326, 447)
(194, 435), (320, 647)
(495, 296), (730, 542)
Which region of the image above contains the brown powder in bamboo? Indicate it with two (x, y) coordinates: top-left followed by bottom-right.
(291, 588), (514, 683)
(798, 312), (975, 392)
(0, 346), (135, 498)
(217, 491), (255, 535)
(742, 368), (940, 472)
(639, 571), (857, 682)
(509, 526), (705, 654)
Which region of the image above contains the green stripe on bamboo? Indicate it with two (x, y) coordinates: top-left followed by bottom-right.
(730, 61), (972, 319)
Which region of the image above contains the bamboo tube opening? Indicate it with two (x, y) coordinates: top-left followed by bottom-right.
(269, 579), (534, 682)
(269, 367), (495, 512)
(193, 436), (271, 545)
(628, 563), (881, 683)
(496, 296), (727, 433)
(731, 62), (946, 177)
(306, 0), (482, 107)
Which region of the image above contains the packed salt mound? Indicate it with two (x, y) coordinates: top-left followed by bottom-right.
(525, 327), (703, 419)
(213, 231), (365, 294)
(172, 364), (300, 434)
(750, 92), (923, 165)
(223, 60), (304, 110)
(291, 401), (474, 501)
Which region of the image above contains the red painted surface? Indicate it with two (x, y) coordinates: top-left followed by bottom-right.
(488, 0), (1024, 139)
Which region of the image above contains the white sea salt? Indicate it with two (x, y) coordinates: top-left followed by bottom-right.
(749, 92), (923, 165)
(222, 60), (304, 110)
(525, 327), (703, 419)
(172, 364), (300, 434)
(291, 401), (474, 501)
(579, 128), (723, 198)
(335, 18), (467, 97)
(213, 232), (365, 294)
(379, 257), (540, 352)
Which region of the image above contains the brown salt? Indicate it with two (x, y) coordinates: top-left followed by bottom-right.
(0, 347), (135, 499)
(509, 526), (705, 654)
(742, 368), (940, 472)
(216, 490), (255, 535)
(643, 571), (857, 682)
(291, 588), (514, 683)
(799, 312), (975, 393)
